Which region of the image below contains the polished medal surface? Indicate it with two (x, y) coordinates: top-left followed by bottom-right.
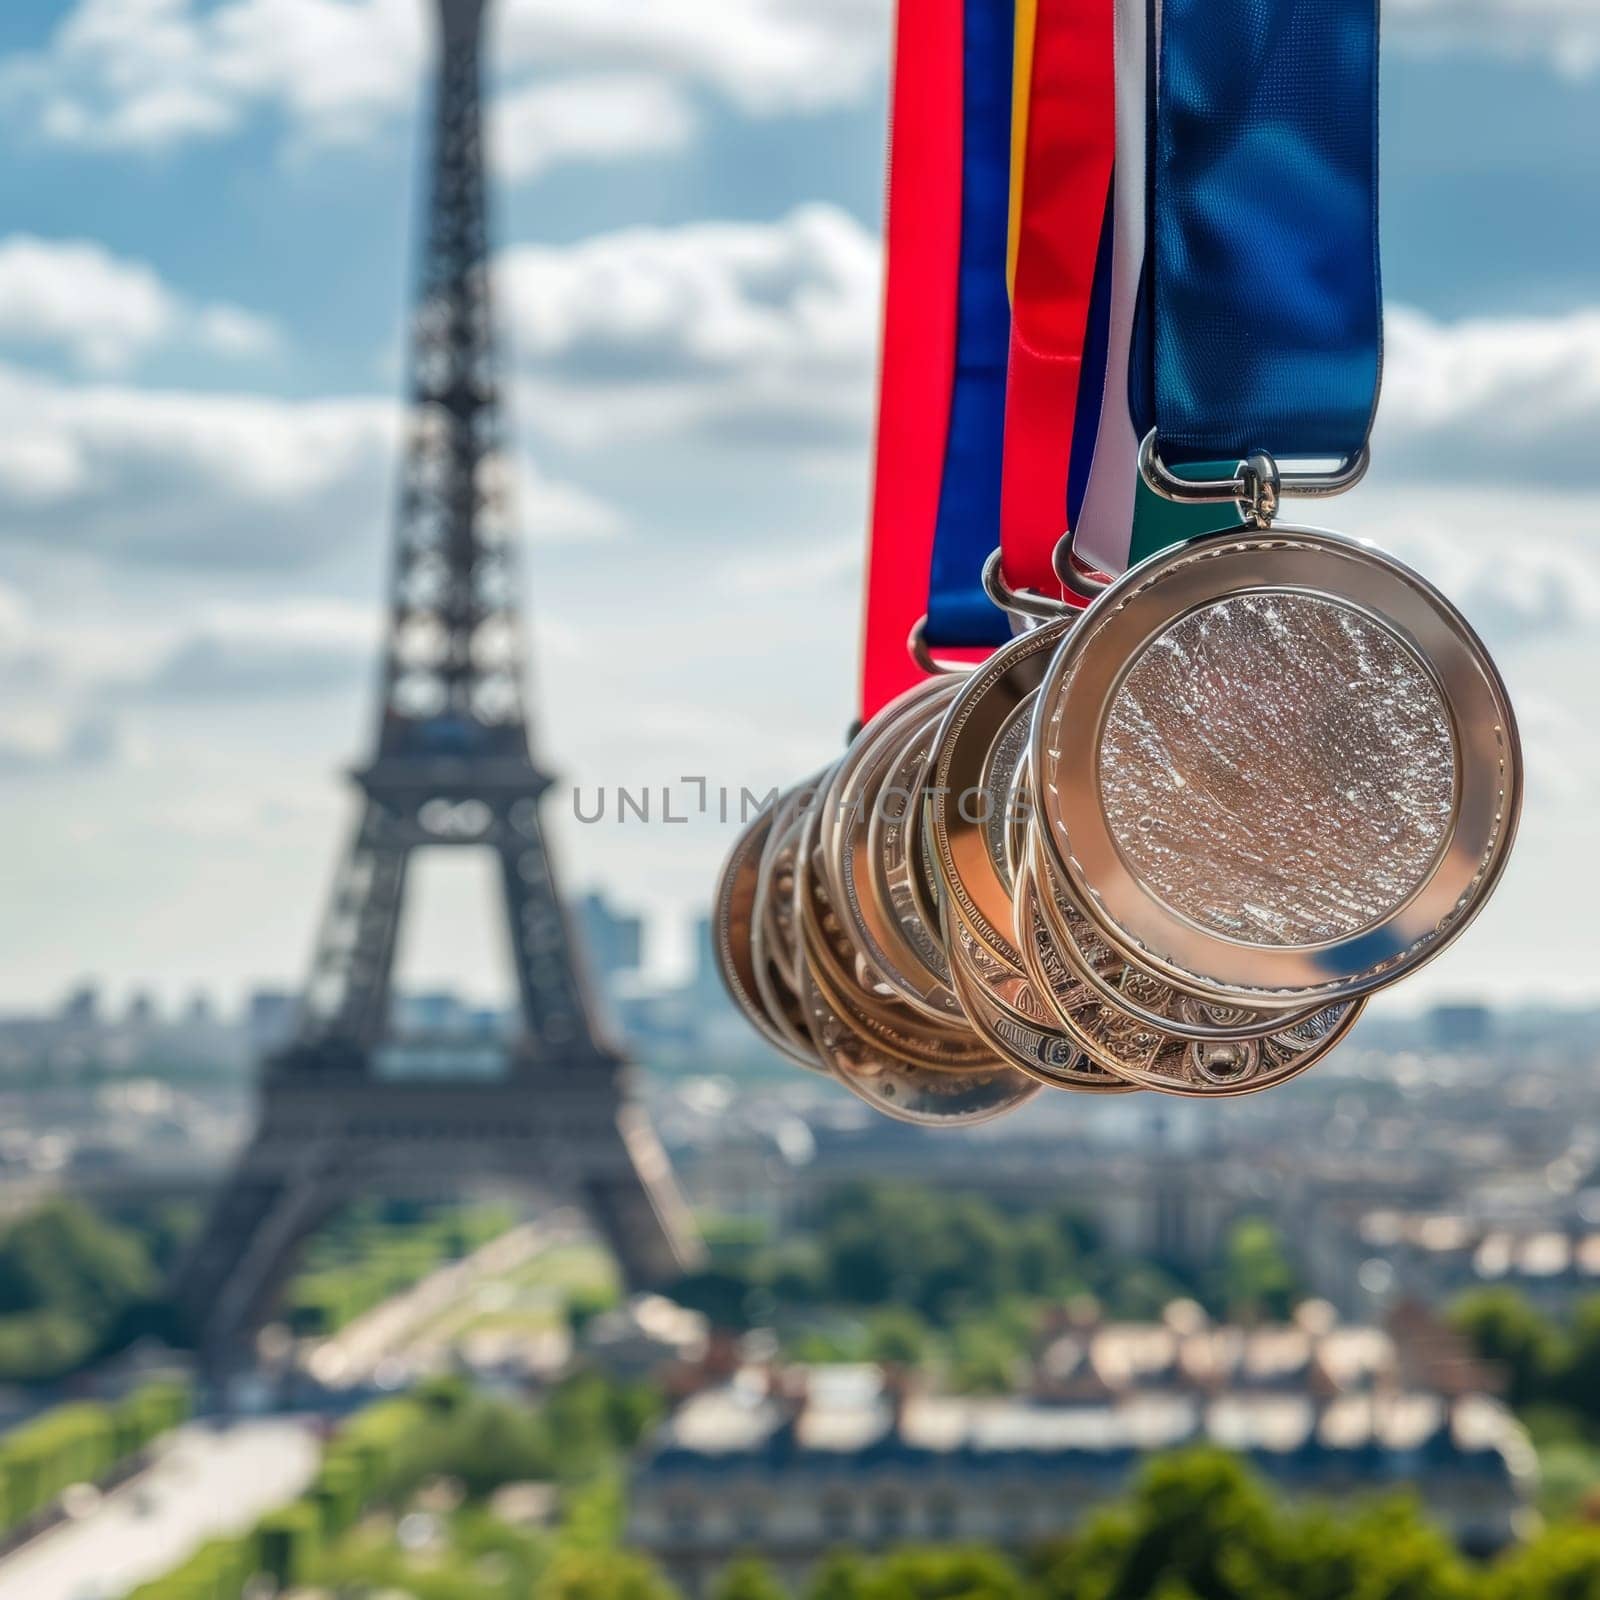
(796, 963), (1042, 1125)
(865, 704), (960, 997)
(749, 779), (832, 1072)
(826, 677), (969, 1024)
(929, 621), (1069, 962)
(1033, 527), (1521, 1006)
(713, 796), (825, 1072)
(1025, 821), (1327, 1043)
(1013, 838), (1362, 1096)
(795, 799), (998, 1072)
(944, 917), (1135, 1093)
(873, 718), (953, 987)
(791, 790), (1040, 1123)
(925, 620), (1128, 1090)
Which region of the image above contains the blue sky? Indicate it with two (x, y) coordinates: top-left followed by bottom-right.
(0, 0), (1596, 1013)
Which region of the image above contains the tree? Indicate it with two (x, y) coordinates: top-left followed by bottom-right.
(865, 1308), (929, 1367)
(949, 1320), (1020, 1395)
(1555, 1296), (1600, 1427)
(860, 1547), (1025, 1600)
(1032, 1451), (1283, 1600)
(0, 1201), (159, 1381)
(1480, 1523), (1600, 1600)
(1030, 1452), (1473, 1600)
(672, 1268), (762, 1331)
(1217, 1219), (1298, 1323)
(808, 1552), (870, 1600)
(428, 1395), (552, 1496)
(1450, 1287), (1560, 1410)
(715, 1556), (790, 1600)
(0, 1200), (154, 1323)
(537, 1548), (680, 1600)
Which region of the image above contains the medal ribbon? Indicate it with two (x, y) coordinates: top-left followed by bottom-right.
(924, 0), (1017, 655)
(1071, 0), (1233, 576)
(857, 0), (965, 720)
(1073, 0), (1382, 575)
(999, 0), (1116, 599)
(1138, 0), (1382, 468)
(860, 0), (1127, 716)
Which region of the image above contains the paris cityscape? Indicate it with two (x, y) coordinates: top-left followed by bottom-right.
(0, 0), (1599, 1596)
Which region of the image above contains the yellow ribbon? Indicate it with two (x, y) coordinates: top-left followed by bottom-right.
(1007, 0), (1039, 301)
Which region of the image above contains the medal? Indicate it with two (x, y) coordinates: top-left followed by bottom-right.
(797, 784), (1000, 1071)
(1014, 831), (1364, 1096)
(1029, 0), (1518, 1010)
(1031, 529), (1520, 1007)
(711, 0), (1517, 1121)
(712, 797), (826, 1074)
(748, 780), (833, 1073)
(864, 699), (964, 1002)
(926, 620), (1131, 1091)
(1023, 813), (1325, 1043)
(792, 780), (1043, 1124)
(828, 678), (971, 1023)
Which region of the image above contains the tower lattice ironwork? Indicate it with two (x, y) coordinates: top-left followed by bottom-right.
(175, 0), (703, 1365)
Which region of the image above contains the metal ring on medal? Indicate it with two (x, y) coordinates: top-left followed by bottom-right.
(813, 749), (941, 1025)
(943, 902), (1135, 1093)
(929, 619), (1071, 963)
(923, 619), (1119, 1090)
(795, 962), (1042, 1126)
(794, 802), (997, 1072)
(1013, 846), (1363, 1097)
(828, 679), (969, 1023)
(750, 778), (832, 1070)
(1024, 824), (1328, 1043)
(713, 795), (826, 1072)
(1032, 527), (1521, 1006)
(866, 707), (957, 991)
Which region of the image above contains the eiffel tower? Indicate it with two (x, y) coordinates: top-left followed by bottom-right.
(175, 0), (703, 1365)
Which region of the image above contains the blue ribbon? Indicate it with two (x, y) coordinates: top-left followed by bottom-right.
(1066, 175), (1116, 534)
(1134, 0), (1381, 467)
(925, 0), (1015, 650)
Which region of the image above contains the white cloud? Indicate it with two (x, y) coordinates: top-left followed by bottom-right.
(0, 361), (618, 569)
(0, 234), (278, 371)
(490, 219), (1600, 498)
(494, 0), (885, 115)
(491, 72), (696, 183)
(1386, 0), (1600, 75)
(1339, 483), (1600, 648)
(139, 599), (379, 698)
(6, 0), (423, 152)
(4, 0), (887, 158)
(498, 203), (880, 451)
(0, 710), (120, 777)
(9, 0), (1593, 174)
(192, 303), (279, 359)
(1377, 304), (1600, 486)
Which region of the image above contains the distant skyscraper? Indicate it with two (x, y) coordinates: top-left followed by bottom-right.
(60, 984), (100, 1027)
(578, 891), (645, 1008)
(1428, 1003), (1494, 1053)
(246, 989), (298, 1057)
(689, 912), (723, 1006)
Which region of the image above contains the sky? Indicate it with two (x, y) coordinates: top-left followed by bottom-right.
(0, 0), (1596, 1015)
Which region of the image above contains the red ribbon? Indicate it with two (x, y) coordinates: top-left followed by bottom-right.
(1000, 0), (1115, 597)
(857, 0), (966, 722)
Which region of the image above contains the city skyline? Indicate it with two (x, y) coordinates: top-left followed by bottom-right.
(0, 0), (1598, 1011)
